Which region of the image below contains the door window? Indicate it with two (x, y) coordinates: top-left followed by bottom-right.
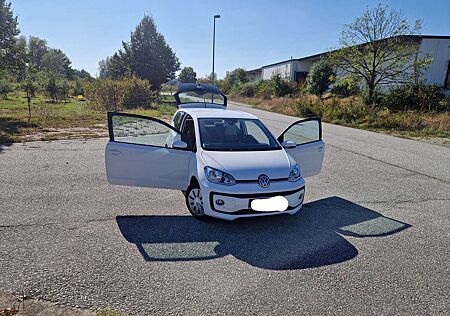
(173, 111), (185, 130)
(108, 113), (181, 148)
(242, 120), (273, 146)
(279, 118), (321, 145)
(278, 118), (324, 177)
(181, 115), (196, 151)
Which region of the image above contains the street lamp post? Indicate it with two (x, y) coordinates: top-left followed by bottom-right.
(212, 14), (220, 85)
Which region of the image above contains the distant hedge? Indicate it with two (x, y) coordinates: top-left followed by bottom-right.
(382, 83), (448, 112)
(86, 76), (156, 111)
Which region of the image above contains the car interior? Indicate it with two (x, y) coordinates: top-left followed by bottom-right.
(200, 119), (272, 150)
(181, 115), (196, 151)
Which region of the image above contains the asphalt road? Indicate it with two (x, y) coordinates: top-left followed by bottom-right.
(1, 103), (449, 315)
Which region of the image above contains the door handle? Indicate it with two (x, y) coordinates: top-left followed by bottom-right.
(109, 149), (121, 156)
(318, 147), (323, 152)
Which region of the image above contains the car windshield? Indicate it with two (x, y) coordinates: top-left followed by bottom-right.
(198, 118), (281, 151)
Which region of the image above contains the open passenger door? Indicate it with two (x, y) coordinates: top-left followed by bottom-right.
(105, 112), (192, 190)
(278, 118), (325, 177)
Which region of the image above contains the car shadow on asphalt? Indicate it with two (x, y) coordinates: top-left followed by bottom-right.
(116, 196), (411, 270)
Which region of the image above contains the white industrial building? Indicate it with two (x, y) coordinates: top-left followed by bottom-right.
(246, 35), (450, 90)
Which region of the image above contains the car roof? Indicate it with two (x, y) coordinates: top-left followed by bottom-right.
(178, 107), (258, 120)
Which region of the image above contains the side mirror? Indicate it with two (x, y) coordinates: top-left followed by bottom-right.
(172, 140), (188, 150)
(282, 140), (296, 149)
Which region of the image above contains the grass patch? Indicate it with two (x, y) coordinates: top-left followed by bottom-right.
(231, 95), (450, 139)
(0, 92), (176, 143)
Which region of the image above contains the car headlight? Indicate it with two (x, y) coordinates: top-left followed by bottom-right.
(288, 165), (301, 182)
(204, 166), (236, 185)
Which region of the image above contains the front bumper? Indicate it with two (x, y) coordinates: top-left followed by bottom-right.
(200, 178), (305, 220)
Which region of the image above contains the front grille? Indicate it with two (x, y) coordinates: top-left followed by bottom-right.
(209, 186), (305, 215)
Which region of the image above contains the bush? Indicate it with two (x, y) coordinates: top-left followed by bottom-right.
(293, 95), (371, 124)
(332, 76), (360, 97)
(443, 95), (450, 111)
(227, 75), (299, 99)
(59, 80), (70, 103)
(290, 95), (449, 136)
(230, 82), (256, 97)
(360, 87), (384, 105)
(73, 79), (84, 96)
(255, 80), (272, 99)
(43, 75), (61, 103)
(270, 74), (298, 97)
(305, 59), (334, 95)
(216, 79), (232, 94)
(122, 76), (155, 109)
(0, 78), (16, 98)
(86, 77), (156, 111)
(85, 78), (125, 111)
(382, 83), (447, 112)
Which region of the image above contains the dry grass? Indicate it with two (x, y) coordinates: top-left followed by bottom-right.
(231, 95), (450, 139)
(0, 92), (176, 143)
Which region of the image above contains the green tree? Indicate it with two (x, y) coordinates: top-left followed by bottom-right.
(178, 66), (197, 83)
(0, 70), (15, 97)
(59, 80), (70, 103)
(21, 65), (38, 121)
(270, 73), (296, 97)
(224, 68), (248, 86)
(305, 59), (335, 95)
(28, 36), (48, 70)
(13, 35), (29, 78)
(331, 4), (431, 104)
(43, 73), (67, 103)
(98, 52), (129, 79)
(124, 15), (180, 89)
(41, 49), (73, 79)
(73, 69), (93, 80)
(332, 75), (360, 97)
(73, 79), (84, 96)
(0, 0), (20, 71)
(45, 75), (58, 102)
(101, 15), (180, 90)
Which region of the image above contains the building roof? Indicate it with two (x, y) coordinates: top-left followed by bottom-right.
(247, 35), (450, 72)
(246, 68), (262, 73)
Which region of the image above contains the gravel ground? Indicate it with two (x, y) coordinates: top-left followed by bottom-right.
(0, 104), (449, 315)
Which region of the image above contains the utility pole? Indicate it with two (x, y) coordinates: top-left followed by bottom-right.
(212, 14), (221, 85)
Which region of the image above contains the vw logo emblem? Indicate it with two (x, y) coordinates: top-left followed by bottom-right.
(258, 174), (270, 188)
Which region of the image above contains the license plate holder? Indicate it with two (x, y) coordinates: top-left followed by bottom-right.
(249, 196), (289, 212)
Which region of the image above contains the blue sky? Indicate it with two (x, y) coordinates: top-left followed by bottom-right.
(12, 0), (450, 78)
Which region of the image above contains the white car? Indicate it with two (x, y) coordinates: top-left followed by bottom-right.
(105, 84), (325, 220)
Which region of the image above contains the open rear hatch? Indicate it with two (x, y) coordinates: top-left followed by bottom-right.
(174, 83), (227, 109)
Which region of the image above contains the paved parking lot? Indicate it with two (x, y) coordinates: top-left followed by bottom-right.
(1, 105), (449, 315)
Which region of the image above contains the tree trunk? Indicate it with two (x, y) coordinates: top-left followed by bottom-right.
(367, 80), (376, 106)
(368, 88), (374, 105)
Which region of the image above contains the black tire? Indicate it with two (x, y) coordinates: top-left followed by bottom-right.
(185, 183), (207, 219)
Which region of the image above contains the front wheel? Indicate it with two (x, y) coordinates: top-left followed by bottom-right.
(185, 184), (206, 219)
